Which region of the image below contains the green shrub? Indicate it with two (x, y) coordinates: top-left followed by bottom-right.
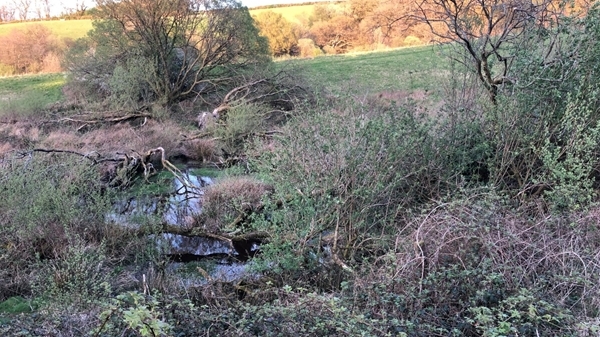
(94, 291), (173, 337)
(108, 55), (157, 109)
(250, 97), (449, 272)
(339, 192), (600, 336)
(0, 154), (115, 299)
(0, 296), (37, 314)
(33, 243), (112, 308)
(476, 5), (600, 210)
(212, 103), (269, 156)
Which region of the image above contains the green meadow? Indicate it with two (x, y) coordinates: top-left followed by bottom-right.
(0, 73), (65, 116)
(0, 46), (447, 116)
(288, 45), (447, 94)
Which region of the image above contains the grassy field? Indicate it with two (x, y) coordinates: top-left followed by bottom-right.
(0, 20), (93, 39)
(0, 73), (66, 117)
(286, 45), (448, 97)
(0, 46), (448, 116)
(251, 4), (330, 23)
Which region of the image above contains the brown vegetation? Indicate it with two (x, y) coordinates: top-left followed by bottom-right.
(200, 176), (273, 233)
(0, 24), (66, 74)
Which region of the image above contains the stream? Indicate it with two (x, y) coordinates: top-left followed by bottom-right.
(107, 168), (260, 285)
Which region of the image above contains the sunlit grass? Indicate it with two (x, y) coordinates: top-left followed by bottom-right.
(0, 20), (92, 39)
(0, 45), (450, 117)
(250, 4), (324, 24)
(0, 73), (66, 117)
(281, 45), (449, 96)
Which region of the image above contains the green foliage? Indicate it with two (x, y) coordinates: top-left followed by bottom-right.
(0, 154), (115, 299)
(467, 289), (572, 337)
(107, 55), (158, 109)
(250, 97), (448, 272)
(230, 291), (389, 336)
(0, 297), (37, 314)
(65, 0), (270, 107)
(94, 291), (173, 337)
(254, 11), (297, 56)
(212, 103), (268, 156)
(538, 84), (600, 210)
(34, 244), (112, 307)
(473, 5), (600, 209)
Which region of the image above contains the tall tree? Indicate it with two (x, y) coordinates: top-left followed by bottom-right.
(66, 0), (269, 106)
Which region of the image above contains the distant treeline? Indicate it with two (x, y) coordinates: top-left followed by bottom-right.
(249, 1), (345, 10)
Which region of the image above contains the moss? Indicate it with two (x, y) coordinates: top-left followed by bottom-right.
(0, 297), (36, 314)
(127, 170), (177, 197)
(189, 167), (221, 178)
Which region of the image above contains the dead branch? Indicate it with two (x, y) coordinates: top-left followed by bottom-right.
(207, 70), (306, 121)
(22, 148), (122, 164)
(57, 113), (152, 125)
(158, 225), (269, 242)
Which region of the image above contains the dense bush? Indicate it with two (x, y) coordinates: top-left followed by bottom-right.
(64, 0), (270, 109)
(0, 154), (119, 300)
(249, 97), (454, 274)
(0, 24), (62, 75)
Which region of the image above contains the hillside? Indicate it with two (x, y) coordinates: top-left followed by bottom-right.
(0, 19), (92, 39)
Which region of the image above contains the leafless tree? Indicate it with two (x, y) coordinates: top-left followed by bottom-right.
(33, 0), (43, 19)
(416, 0), (565, 103)
(74, 0), (87, 16)
(39, 0), (51, 18)
(14, 0), (32, 20)
(59, 0), (87, 17)
(0, 4), (16, 22)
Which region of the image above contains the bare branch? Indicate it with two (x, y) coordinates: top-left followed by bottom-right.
(414, 0), (565, 103)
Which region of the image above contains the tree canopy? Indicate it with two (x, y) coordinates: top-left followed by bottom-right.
(65, 0), (269, 108)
